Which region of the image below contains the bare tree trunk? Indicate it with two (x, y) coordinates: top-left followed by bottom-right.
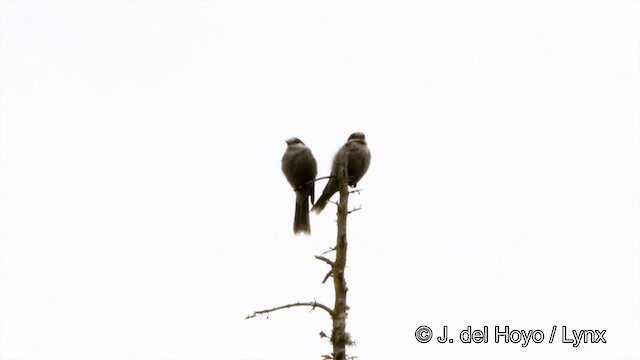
(331, 158), (350, 360)
(247, 156), (355, 360)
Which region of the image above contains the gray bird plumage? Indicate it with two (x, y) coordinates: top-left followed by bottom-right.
(311, 132), (371, 214)
(281, 137), (318, 235)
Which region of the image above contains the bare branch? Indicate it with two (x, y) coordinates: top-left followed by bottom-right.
(322, 247), (336, 255)
(305, 175), (334, 186)
(322, 270), (333, 284)
(293, 176), (335, 191)
(315, 255), (334, 267)
(327, 199), (339, 210)
(347, 205), (363, 214)
(246, 301), (333, 319)
(332, 150), (351, 360)
(349, 188), (362, 195)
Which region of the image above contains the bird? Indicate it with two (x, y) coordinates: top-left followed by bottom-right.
(311, 132), (371, 214)
(281, 137), (318, 235)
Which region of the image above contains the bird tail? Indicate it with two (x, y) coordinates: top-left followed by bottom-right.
(293, 191), (311, 235)
(310, 192), (330, 214)
(311, 177), (337, 214)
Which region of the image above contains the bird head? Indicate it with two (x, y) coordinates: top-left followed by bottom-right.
(285, 137), (305, 146)
(347, 132), (366, 144)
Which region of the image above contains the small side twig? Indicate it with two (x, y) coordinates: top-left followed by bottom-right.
(322, 270), (333, 284)
(246, 301), (333, 319)
(322, 247), (336, 255)
(305, 175), (334, 186)
(347, 205), (363, 215)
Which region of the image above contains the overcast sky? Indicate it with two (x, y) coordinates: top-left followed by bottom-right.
(1, 1), (639, 359)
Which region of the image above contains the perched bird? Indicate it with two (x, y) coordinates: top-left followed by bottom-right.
(311, 132), (371, 214)
(281, 137), (318, 235)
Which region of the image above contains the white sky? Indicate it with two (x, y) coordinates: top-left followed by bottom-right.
(1, 1), (639, 359)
